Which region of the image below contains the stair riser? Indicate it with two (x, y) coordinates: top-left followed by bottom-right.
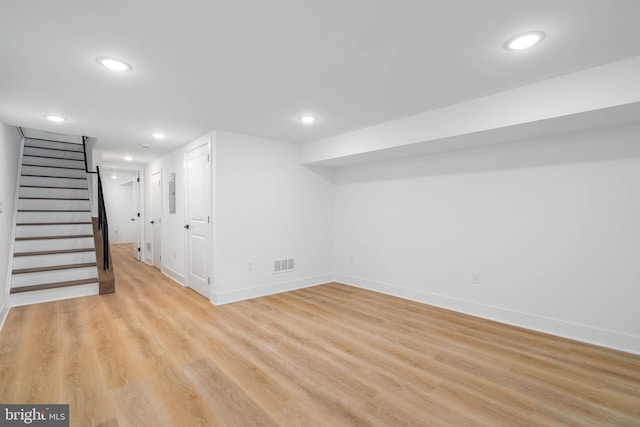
(10, 284), (99, 307)
(15, 223), (93, 238)
(14, 237), (95, 253)
(23, 146), (85, 161)
(19, 199), (90, 211)
(25, 139), (84, 152)
(12, 252), (97, 270)
(21, 165), (87, 179)
(23, 155), (85, 169)
(20, 175), (88, 189)
(11, 267), (98, 288)
(20, 187), (89, 199)
(17, 211), (92, 224)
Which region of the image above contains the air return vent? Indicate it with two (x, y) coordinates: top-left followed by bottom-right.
(274, 258), (294, 273)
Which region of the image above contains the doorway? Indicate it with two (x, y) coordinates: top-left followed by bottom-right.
(185, 143), (211, 298)
(150, 171), (162, 270)
(131, 171), (141, 261)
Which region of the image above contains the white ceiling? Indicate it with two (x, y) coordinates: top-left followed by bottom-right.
(2, 0), (640, 164)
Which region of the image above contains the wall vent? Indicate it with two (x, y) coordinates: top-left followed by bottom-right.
(274, 258), (295, 273)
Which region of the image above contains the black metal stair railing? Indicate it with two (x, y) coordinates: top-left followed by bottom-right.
(82, 136), (110, 270)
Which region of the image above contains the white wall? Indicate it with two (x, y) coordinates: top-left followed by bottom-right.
(143, 130), (335, 303)
(0, 122), (22, 328)
(213, 131), (334, 304)
(334, 124), (640, 354)
(103, 177), (137, 243)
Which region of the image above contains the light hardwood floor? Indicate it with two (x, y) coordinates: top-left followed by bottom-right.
(1, 243), (639, 426)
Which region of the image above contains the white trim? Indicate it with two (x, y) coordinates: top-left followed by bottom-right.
(162, 266), (185, 286)
(110, 238), (136, 244)
(10, 283), (99, 307)
(0, 304), (10, 331)
(334, 274), (640, 356)
(212, 274), (333, 306)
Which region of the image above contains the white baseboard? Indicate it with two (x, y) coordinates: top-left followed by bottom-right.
(212, 274), (333, 306)
(335, 274), (640, 356)
(0, 303), (10, 332)
(10, 283), (99, 307)
(162, 266), (185, 286)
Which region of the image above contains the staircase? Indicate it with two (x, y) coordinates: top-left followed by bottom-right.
(10, 137), (99, 305)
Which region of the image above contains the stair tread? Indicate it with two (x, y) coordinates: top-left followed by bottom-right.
(21, 174), (87, 180)
(22, 163), (86, 171)
(14, 248), (96, 257)
(20, 185), (88, 190)
(10, 279), (98, 294)
(23, 154), (84, 162)
(18, 209), (91, 212)
(25, 137), (84, 146)
(16, 234), (94, 241)
(17, 222), (92, 226)
(24, 145), (84, 154)
(13, 262), (97, 274)
(20, 197), (89, 200)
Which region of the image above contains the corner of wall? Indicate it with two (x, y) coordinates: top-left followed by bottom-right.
(0, 123), (23, 332)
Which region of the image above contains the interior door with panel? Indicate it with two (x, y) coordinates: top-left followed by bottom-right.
(150, 171), (162, 269)
(185, 143), (211, 298)
(131, 171), (141, 260)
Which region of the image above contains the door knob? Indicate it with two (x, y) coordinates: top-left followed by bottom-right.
(184, 224), (190, 229)
(150, 220), (155, 224)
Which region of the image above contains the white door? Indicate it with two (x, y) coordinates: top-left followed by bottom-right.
(151, 171), (162, 269)
(131, 171), (141, 261)
(185, 144), (210, 298)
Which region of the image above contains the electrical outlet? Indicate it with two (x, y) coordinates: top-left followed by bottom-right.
(248, 261), (254, 272)
(472, 272), (481, 284)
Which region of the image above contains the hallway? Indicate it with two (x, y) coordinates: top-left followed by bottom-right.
(1, 244), (640, 426)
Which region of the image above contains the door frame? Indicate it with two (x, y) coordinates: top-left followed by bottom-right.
(99, 164), (145, 261)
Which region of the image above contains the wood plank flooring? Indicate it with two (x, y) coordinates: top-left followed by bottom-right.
(1, 243), (639, 426)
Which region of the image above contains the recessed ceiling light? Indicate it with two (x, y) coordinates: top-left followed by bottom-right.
(45, 115), (67, 122)
(505, 31), (545, 50)
(152, 133), (166, 139)
(97, 57), (132, 72)
(299, 115), (317, 124)
(124, 155), (133, 161)
(111, 175), (118, 180)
